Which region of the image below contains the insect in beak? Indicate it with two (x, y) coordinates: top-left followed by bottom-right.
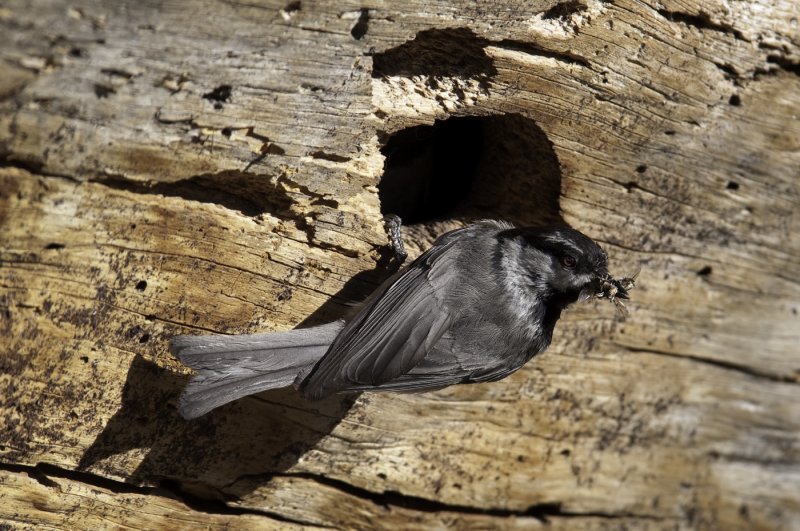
(597, 268), (639, 314)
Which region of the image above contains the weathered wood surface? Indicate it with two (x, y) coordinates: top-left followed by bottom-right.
(1, 0), (799, 529)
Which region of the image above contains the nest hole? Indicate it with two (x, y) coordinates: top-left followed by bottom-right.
(378, 114), (563, 227)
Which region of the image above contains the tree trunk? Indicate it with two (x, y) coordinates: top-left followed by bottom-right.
(1, 0), (799, 529)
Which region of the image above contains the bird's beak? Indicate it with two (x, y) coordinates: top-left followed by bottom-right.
(580, 275), (603, 301)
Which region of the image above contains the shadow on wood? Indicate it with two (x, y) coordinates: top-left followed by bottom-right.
(78, 250), (403, 497)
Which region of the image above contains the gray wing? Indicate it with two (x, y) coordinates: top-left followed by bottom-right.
(300, 228), (467, 399)
(345, 336), (527, 393)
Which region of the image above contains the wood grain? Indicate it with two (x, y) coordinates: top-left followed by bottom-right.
(1, 0), (799, 528)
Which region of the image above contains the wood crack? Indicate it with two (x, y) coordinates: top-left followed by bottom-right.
(230, 471), (669, 523)
(89, 171), (299, 219)
(0, 462), (669, 525)
(0, 461), (332, 529)
(614, 343), (798, 385)
(492, 39), (592, 67)
(0, 159), (80, 184)
(656, 8), (748, 43)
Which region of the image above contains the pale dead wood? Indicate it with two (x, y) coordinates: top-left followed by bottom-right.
(1, 0), (799, 529)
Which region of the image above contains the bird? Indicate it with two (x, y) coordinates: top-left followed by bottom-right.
(171, 220), (630, 419)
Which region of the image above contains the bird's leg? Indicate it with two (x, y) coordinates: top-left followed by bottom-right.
(383, 214), (408, 265)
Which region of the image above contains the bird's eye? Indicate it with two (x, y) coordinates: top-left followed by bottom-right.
(561, 255), (577, 269)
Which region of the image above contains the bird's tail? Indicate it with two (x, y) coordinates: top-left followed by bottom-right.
(170, 321), (343, 419)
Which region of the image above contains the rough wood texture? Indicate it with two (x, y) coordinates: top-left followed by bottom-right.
(1, 0), (799, 529)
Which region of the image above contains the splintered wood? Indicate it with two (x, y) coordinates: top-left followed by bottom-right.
(1, 0), (799, 529)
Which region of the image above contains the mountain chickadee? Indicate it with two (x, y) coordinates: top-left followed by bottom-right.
(171, 220), (632, 419)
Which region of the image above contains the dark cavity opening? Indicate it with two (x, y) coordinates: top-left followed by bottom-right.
(726, 180), (739, 190)
(372, 27), (496, 79)
(543, 0), (588, 20)
(284, 1), (301, 13)
(350, 9), (369, 40)
(378, 114), (563, 227)
(697, 265), (712, 276)
(98, 171), (297, 218)
(93, 83), (115, 99)
(135, 280), (148, 291)
(203, 85), (232, 109)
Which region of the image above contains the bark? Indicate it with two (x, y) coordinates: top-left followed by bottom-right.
(1, 0), (799, 529)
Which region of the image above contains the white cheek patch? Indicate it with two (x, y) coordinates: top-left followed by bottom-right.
(532, 256), (553, 293)
(500, 242), (550, 338)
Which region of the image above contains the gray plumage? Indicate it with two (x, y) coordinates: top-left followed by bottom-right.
(172, 220), (616, 419)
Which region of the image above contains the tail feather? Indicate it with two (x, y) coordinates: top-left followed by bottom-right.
(172, 321), (343, 419)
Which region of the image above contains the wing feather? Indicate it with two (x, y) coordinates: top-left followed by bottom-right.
(301, 229), (465, 399)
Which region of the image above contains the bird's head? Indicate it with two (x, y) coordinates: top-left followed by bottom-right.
(506, 226), (615, 310)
